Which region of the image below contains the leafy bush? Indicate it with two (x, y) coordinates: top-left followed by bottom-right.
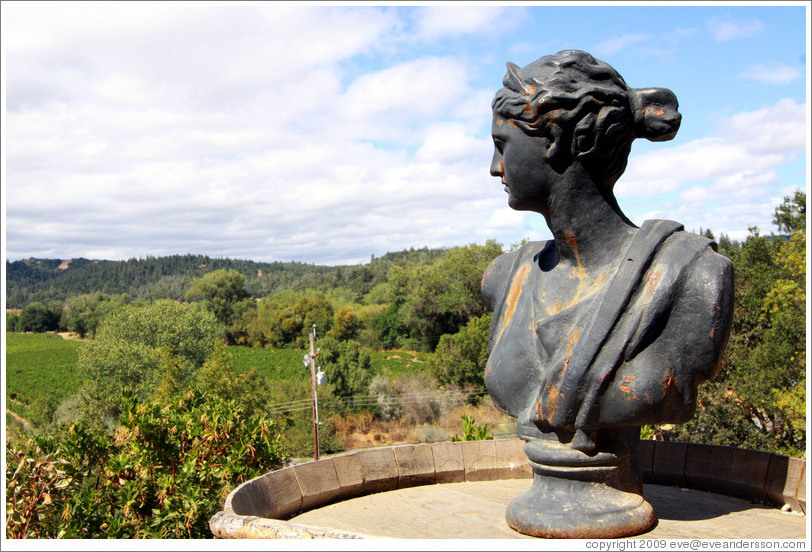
(450, 415), (493, 442)
(429, 313), (491, 390)
(77, 300), (223, 419)
(317, 337), (374, 408)
(5, 390), (286, 539)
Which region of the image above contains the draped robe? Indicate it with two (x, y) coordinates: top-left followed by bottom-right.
(481, 220), (734, 452)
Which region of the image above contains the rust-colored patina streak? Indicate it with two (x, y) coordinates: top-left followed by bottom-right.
(497, 264), (530, 343)
(619, 375), (636, 400)
(641, 269), (662, 303)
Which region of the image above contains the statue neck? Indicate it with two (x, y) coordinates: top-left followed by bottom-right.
(540, 167), (636, 270)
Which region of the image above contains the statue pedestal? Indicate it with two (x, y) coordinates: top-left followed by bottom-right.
(506, 430), (656, 539)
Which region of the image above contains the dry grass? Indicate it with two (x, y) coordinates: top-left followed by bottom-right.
(332, 397), (515, 450)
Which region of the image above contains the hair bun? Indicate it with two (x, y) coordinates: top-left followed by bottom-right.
(629, 87), (681, 142)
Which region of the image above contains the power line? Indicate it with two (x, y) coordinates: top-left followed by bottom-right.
(265, 387), (488, 416)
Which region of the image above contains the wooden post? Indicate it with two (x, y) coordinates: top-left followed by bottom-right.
(309, 325), (320, 461)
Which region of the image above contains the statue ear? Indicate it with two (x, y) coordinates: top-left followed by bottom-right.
(571, 112), (597, 160)
(543, 122), (568, 171)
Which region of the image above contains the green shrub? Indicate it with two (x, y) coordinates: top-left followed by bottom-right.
(450, 415), (493, 442)
(5, 390), (286, 539)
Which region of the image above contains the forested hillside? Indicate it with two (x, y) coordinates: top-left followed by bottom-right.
(5, 248), (447, 308)
(5, 191), (806, 539)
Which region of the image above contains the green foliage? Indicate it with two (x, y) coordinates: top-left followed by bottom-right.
(317, 337), (374, 408)
(228, 345), (311, 381)
(5, 254), (334, 309)
(60, 293), (130, 338)
(5, 333), (82, 426)
(18, 301), (62, 333)
(265, 378), (345, 456)
(772, 189), (805, 234)
(77, 300), (224, 419)
(186, 269), (250, 345)
(194, 346), (272, 418)
(450, 415), (493, 441)
(249, 291), (334, 348)
(429, 313), (491, 390)
(6, 312), (21, 332)
(6, 439), (75, 538)
(672, 200), (806, 456)
(396, 241), (503, 351)
(327, 305), (363, 341)
(370, 299), (409, 349)
(5, 390), (287, 539)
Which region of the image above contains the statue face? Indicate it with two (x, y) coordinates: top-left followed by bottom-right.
(490, 114), (554, 213)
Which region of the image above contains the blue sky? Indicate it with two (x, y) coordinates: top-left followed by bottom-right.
(2, 2), (808, 265)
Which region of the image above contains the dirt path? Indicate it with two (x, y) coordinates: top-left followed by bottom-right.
(6, 408), (32, 433)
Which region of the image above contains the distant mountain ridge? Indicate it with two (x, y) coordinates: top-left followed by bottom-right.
(5, 248), (447, 309)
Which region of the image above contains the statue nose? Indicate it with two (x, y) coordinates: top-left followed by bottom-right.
(490, 152), (504, 177)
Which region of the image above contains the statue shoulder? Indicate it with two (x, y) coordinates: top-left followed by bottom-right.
(665, 230), (735, 345)
(669, 230), (734, 286)
(481, 242), (546, 310)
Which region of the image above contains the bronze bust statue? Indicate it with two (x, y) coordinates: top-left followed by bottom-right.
(482, 50), (734, 538)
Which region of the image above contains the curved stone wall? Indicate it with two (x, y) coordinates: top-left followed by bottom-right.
(209, 439), (806, 539)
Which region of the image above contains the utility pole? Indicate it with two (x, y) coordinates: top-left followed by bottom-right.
(308, 324), (320, 460)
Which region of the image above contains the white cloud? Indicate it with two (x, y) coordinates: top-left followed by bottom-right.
(618, 99), (806, 239)
(337, 57), (468, 122)
(3, 5), (806, 266)
(593, 34), (650, 56)
(738, 63), (802, 85)
(706, 17), (764, 42)
(413, 6), (516, 40)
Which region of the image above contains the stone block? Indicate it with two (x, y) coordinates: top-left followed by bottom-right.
(651, 440), (687, 487)
(766, 455), (806, 513)
(794, 466), (806, 514)
(726, 448), (772, 503)
(358, 447), (399, 494)
(330, 451), (365, 500)
(684, 443), (735, 493)
(431, 441), (465, 483)
(261, 467), (304, 519)
(292, 459), (342, 511)
(228, 475), (275, 518)
(394, 444), (436, 488)
(462, 439), (503, 481)
(496, 438), (532, 479)
(638, 439), (655, 484)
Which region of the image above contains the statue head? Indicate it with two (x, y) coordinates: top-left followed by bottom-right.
(491, 50), (681, 191)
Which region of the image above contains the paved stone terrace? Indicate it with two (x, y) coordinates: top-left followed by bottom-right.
(289, 479), (808, 539)
(210, 439), (808, 539)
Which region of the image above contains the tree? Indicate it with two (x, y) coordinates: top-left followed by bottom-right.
(671, 195), (806, 456)
(6, 312), (21, 332)
(317, 337), (374, 407)
(61, 293), (130, 338)
(369, 298), (409, 349)
(186, 269), (250, 345)
(393, 241), (503, 351)
(430, 313), (492, 390)
(772, 189), (806, 234)
(77, 300), (224, 420)
(249, 291), (334, 348)
(327, 305), (363, 341)
(18, 301), (61, 333)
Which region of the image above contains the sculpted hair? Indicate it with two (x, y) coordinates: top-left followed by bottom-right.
(492, 50), (681, 189)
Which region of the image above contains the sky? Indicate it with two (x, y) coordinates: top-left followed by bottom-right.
(2, 1), (809, 266)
